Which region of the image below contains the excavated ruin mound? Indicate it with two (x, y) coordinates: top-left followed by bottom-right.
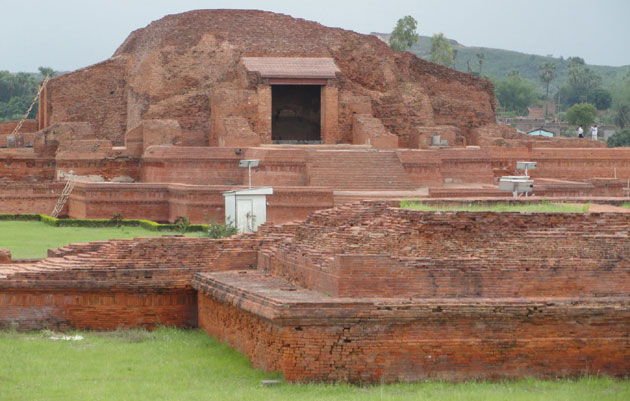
(43, 9), (502, 147)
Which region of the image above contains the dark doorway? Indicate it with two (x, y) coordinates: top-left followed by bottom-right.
(272, 85), (321, 143)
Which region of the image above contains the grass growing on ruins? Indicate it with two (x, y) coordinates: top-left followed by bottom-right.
(0, 221), (200, 259)
(0, 328), (628, 401)
(400, 200), (590, 213)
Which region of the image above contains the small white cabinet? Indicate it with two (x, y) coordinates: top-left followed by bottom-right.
(222, 187), (273, 233)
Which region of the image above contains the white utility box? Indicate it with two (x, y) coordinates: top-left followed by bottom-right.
(498, 177), (534, 198)
(222, 187), (273, 233)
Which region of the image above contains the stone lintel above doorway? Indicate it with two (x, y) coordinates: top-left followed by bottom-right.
(241, 57), (340, 80)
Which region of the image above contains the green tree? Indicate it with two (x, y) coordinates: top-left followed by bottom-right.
(494, 73), (538, 115)
(611, 74), (630, 128)
(607, 128), (630, 147)
(588, 88), (612, 110)
(477, 52), (485, 76)
(430, 33), (454, 67)
(558, 56), (603, 109)
(614, 104), (630, 128)
(389, 16), (419, 52)
(0, 71), (40, 121)
(538, 62), (556, 99)
(565, 103), (598, 127)
(37, 66), (56, 78)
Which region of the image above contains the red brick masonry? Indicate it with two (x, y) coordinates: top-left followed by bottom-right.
(195, 271), (630, 382)
(1, 202), (629, 382)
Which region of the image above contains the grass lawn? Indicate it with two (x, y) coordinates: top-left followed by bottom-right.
(400, 201), (590, 213)
(622, 202), (630, 209)
(0, 221), (201, 259)
(0, 328), (627, 401)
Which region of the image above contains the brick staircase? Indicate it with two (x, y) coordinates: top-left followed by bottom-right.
(306, 150), (416, 191)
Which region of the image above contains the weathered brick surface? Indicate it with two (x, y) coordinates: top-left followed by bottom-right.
(0, 120), (38, 136)
(195, 271), (630, 382)
(38, 10), (499, 149)
(0, 249), (11, 264)
(259, 203), (630, 298)
(0, 182), (65, 214)
(0, 150), (56, 183)
(40, 57), (129, 145)
(0, 289), (197, 330)
(0, 237), (261, 330)
(66, 181), (332, 224)
(0, 120), (38, 148)
(352, 114), (398, 149)
(306, 150), (415, 190)
(1, 198), (629, 382)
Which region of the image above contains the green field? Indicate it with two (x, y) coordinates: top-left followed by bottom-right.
(0, 328), (627, 401)
(0, 221), (199, 259)
(400, 201), (590, 213)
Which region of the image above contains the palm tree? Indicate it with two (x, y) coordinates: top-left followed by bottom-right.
(538, 62), (557, 117)
(476, 52), (485, 76)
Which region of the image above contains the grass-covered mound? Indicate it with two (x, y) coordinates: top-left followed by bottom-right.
(400, 200), (590, 213)
(0, 221), (200, 259)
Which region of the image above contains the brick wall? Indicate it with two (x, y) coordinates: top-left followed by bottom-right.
(0, 182), (64, 214)
(67, 181), (332, 224)
(0, 289), (197, 330)
(352, 114), (398, 149)
(0, 237), (261, 330)
(0, 150), (56, 182)
(321, 85), (339, 144)
(42, 57), (129, 145)
(1, 200), (629, 382)
(195, 272), (630, 382)
(259, 203), (630, 298)
(0, 120), (38, 136)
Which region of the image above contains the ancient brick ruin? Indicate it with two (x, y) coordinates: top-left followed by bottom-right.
(1, 201), (629, 381)
(1, 10), (629, 383)
(1, 10), (629, 222)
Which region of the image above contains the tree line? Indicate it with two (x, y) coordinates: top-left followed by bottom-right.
(0, 67), (55, 123)
(389, 16), (630, 146)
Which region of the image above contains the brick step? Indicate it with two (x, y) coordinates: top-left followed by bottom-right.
(307, 150), (415, 191)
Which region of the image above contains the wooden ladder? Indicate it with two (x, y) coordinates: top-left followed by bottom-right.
(50, 177), (77, 218)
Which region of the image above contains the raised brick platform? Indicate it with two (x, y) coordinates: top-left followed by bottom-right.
(1, 201), (629, 382)
(194, 270), (630, 382)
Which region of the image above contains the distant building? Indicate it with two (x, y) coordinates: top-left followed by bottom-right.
(527, 128), (554, 137)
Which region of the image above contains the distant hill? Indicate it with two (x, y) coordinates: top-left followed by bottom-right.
(372, 33), (630, 93)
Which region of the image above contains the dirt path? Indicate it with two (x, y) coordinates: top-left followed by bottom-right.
(588, 203), (630, 213)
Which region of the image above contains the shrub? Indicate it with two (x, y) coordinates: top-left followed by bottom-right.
(174, 216), (190, 234)
(205, 220), (238, 239)
(110, 213), (124, 228)
(607, 129), (630, 147)
(0, 214), (41, 221)
(40, 214), (59, 226)
(138, 219), (160, 231)
(566, 103), (597, 127)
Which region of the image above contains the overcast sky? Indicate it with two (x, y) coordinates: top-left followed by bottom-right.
(2, 0), (629, 72)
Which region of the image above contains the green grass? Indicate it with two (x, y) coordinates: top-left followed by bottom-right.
(621, 202), (630, 209)
(0, 328), (627, 401)
(400, 200), (590, 213)
(0, 221), (200, 259)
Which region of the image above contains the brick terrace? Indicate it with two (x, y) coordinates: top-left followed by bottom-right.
(1, 201), (628, 382)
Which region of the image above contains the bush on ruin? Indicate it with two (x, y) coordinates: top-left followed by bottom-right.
(205, 220), (238, 239)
